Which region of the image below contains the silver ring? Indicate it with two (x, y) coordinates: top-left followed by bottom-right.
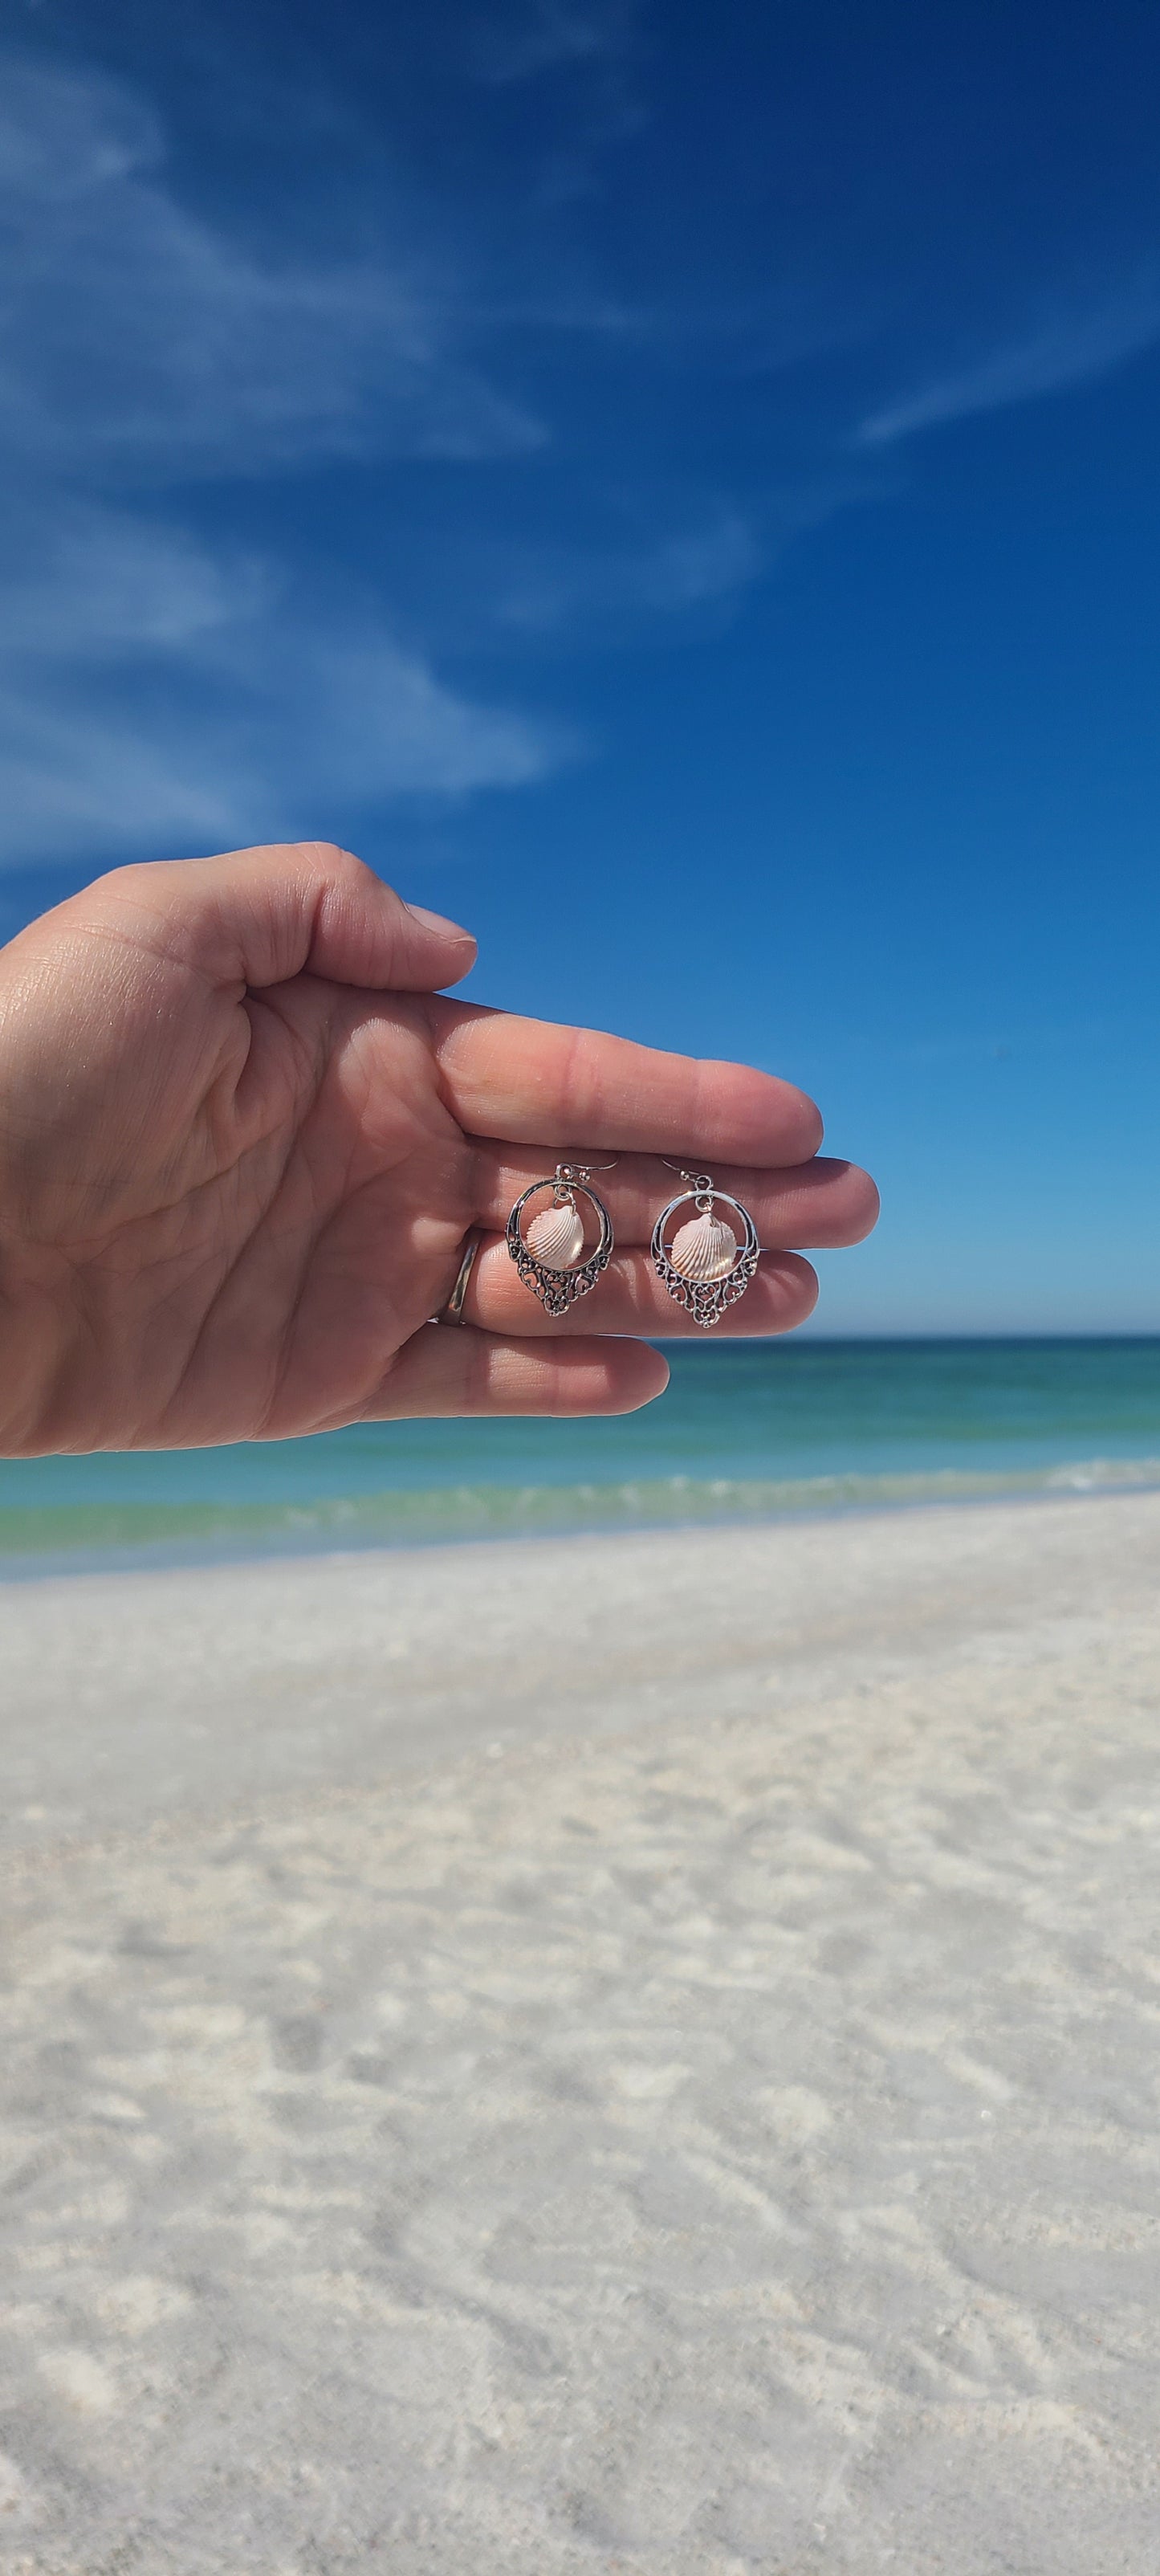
(435, 1228), (482, 1325)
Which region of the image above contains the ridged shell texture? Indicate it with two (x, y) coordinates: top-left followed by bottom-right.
(526, 1201), (586, 1270)
(670, 1210), (738, 1282)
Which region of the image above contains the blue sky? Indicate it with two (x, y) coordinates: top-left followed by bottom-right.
(2, 0), (1158, 1332)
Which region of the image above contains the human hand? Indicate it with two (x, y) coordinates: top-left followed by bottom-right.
(0, 842), (877, 1454)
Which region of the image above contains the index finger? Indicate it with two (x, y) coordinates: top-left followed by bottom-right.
(425, 999), (824, 1167)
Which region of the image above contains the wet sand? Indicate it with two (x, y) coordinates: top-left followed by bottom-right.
(2, 1493), (1159, 2572)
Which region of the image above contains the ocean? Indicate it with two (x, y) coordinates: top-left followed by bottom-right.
(1, 1337), (1158, 1578)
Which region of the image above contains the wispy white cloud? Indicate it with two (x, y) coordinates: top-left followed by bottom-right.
(0, 53), (565, 866)
(0, 39), (846, 870)
(0, 57), (543, 475)
(482, 467), (870, 643)
(0, 502), (566, 863)
(495, 506), (763, 633)
(468, 0), (638, 87)
(857, 278), (1160, 446)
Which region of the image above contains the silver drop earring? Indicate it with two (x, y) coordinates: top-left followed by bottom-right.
(507, 1161), (617, 1316)
(651, 1163), (760, 1327)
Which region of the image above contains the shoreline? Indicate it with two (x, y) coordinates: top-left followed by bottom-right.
(2, 1445), (1159, 1586)
(5, 1486), (1159, 1856)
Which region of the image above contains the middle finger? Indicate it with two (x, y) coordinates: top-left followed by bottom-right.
(470, 1145), (878, 1250)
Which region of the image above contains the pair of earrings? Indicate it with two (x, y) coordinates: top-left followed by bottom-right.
(507, 1160), (760, 1329)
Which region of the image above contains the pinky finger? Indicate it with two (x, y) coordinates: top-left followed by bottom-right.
(358, 1325), (671, 1421)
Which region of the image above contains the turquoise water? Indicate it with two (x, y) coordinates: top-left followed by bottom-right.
(1, 1338), (1158, 1575)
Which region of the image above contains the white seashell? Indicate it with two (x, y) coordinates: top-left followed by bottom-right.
(670, 1210), (738, 1282)
(526, 1201), (586, 1270)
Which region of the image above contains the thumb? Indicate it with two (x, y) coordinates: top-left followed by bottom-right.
(102, 841), (477, 993)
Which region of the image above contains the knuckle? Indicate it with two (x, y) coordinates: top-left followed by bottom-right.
(292, 842), (400, 909)
(86, 858), (181, 915)
(294, 838), (352, 870)
(248, 838), (368, 887)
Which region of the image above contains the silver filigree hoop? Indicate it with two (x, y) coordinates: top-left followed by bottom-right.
(650, 1170), (760, 1329)
(506, 1164), (616, 1317)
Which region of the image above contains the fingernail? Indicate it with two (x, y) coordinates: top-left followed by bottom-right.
(406, 901), (474, 944)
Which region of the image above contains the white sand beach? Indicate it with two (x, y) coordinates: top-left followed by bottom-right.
(2, 1491), (1159, 2573)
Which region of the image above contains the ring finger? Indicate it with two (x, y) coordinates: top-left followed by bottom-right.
(458, 1235), (819, 1337)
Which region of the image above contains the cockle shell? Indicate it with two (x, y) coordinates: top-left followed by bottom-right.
(526, 1201), (586, 1270)
(670, 1210), (738, 1282)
